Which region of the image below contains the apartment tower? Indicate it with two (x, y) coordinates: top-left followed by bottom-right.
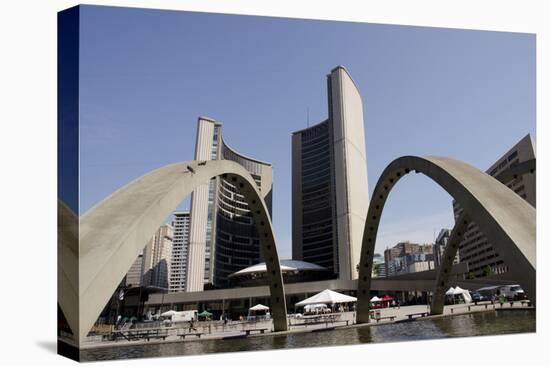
(169, 211), (191, 292)
(142, 224), (173, 289)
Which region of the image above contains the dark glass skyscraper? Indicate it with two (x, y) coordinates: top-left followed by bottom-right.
(292, 66), (369, 280)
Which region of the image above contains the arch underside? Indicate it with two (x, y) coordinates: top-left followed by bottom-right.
(58, 160), (288, 345)
(356, 156), (536, 324)
(430, 159), (536, 314)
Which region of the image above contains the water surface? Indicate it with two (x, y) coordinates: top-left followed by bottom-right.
(81, 310), (535, 361)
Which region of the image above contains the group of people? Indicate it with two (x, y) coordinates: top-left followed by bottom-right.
(336, 303), (356, 312)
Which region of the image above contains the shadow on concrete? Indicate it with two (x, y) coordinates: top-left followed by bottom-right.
(35, 340), (57, 354)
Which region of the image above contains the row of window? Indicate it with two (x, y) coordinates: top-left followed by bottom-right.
(301, 125), (329, 143)
(302, 218), (333, 232)
(303, 242), (334, 255)
(303, 252), (334, 264)
(302, 207), (333, 226)
(302, 180), (330, 195)
(302, 160), (330, 177)
(302, 186), (331, 201)
(303, 198), (332, 212)
(301, 142), (330, 161)
(302, 146), (330, 165)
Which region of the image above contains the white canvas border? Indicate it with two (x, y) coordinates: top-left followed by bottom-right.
(0, 1), (547, 366)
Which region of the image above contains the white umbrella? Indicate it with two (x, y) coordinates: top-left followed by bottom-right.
(249, 304), (270, 311)
(296, 289), (357, 306)
(445, 287), (455, 296)
(160, 310), (177, 317)
(370, 296), (382, 302)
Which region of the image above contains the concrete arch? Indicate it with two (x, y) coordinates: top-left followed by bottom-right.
(356, 156), (535, 324)
(431, 159), (536, 314)
(59, 160), (288, 344)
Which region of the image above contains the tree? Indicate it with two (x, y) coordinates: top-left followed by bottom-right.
(482, 265), (494, 277)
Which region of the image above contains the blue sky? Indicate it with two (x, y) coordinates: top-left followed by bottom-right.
(79, 5), (535, 258)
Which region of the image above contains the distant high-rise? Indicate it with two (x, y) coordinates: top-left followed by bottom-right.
(291, 66), (369, 280)
(433, 228), (460, 269)
(125, 253), (144, 287)
(454, 134), (536, 277)
(372, 253), (386, 278)
(383, 241), (434, 276)
(169, 211), (190, 293)
(123, 224), (173, 289)
(142, 224), (173, 289)
(186, 117), (273, 291)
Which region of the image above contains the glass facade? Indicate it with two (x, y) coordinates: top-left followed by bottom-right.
(212, 140), (271, 288)
(299, 120), (338, 273)
(196, 122), (273, 289)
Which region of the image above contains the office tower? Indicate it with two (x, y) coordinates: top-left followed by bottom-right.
(453, 134), (536, 277)
(169, 211), (191, 292)
(186, 117), (273, 291)
(291, 66), (369, 280)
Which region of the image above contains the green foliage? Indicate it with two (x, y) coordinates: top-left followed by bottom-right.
(482, 265), (494, 277)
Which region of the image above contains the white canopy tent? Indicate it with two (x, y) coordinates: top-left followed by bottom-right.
(453, 286), (472, 303)
(249, 304), (270, 311)
(160, 310), (177, 317)
(248, 303), (270, 320)
(296, 289), (357, 307)
(445, 286), (472, 303)
(370, 296), (382, 302)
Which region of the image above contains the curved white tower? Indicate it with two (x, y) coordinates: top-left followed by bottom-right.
(186, 117), (273, 291)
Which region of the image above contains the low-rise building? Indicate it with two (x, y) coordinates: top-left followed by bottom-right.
(384, 241), (434, 276)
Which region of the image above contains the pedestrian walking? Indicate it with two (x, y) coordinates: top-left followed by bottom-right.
(188, 317), (197, 332)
